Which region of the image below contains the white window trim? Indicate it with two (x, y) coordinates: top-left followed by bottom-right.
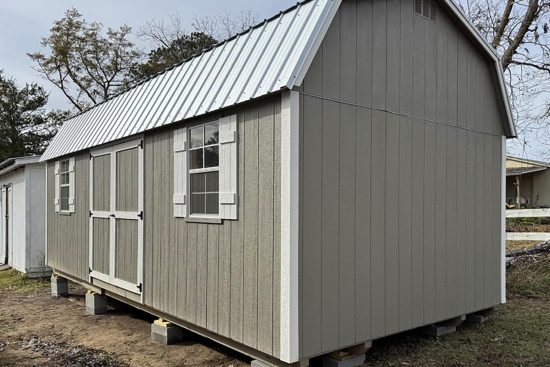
(54, 157), (75, 214)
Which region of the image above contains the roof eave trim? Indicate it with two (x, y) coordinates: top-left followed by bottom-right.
(441, 0), (516, 138)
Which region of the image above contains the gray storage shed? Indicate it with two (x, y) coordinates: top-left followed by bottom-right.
(41, 0), (515, 365)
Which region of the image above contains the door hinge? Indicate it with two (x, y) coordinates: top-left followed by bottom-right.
(89, 211), (92, 217)
(137, 283), (142, 292)
(139, 140), (143, 149)
(138, 211), (143, 220)
(88, 267), (92, 274)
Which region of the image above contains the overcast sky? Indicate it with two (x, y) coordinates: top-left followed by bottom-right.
(0, 0), (544, 160)
(0, 0), (295, 109)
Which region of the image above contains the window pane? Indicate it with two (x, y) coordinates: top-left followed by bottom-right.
(191, 193), (205, 214)
(60, 186), (70, 211)
(191, 173), (206, 193)
(60, 160), (69, 173)
(415, 0), (422, 14)
(205, 171), (219, 192)
(206, 193), (219, 214)
(204, 146), (219, 168)
(204, 123), (219, 145)
(60, 172), (69, 185)
(190, 126), (203, 148)
(190, 149), (204, 169)
(423, 0), (430, 17)
(429, 1), (436, 20)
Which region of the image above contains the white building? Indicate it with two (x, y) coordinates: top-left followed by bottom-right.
(0, 156), (50, 277)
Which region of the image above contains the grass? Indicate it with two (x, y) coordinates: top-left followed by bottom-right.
(0, 269), (49, 293)
(364, 253), (550, 367)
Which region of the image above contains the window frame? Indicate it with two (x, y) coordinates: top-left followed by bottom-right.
(415, 0), (436, 21)
(58, 159), (71, 212)
(188, 121), (220, 218)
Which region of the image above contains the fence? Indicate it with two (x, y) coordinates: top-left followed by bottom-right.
(506, 208), (550, 241)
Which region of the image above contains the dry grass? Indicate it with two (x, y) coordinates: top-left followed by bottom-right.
(0, 269), (48, 293)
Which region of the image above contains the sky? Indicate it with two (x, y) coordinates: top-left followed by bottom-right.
(0, 0), (295, 110)
(0, 0), (545, 160)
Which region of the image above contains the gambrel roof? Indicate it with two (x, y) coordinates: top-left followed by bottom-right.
(41, 0), (515, 161)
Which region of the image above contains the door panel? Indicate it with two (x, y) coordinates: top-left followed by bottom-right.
(92, 217), (110, 275)
(92, 154), (111, 212)
(89, 139), (143, 294)
(116, 148), (138, 212)
(115, 219), (138, 284)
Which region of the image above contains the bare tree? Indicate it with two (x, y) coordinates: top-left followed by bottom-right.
(459, 0), (550, 156)
(28, 8), (141, 112)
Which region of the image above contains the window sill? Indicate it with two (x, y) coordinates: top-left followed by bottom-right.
(58, 211), (73, 216)
(185, 216), (222, 224)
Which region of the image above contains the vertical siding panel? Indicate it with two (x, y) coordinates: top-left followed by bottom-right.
(412, 11), (426, 118)
(272, 99), (281, 358)
(474, 133), (485, 310)
(258, 101), (274, 354)
(398, 116), (412, 330)
(301, 96), (323, 357)
(400, 0), (414, 116)
(447, 25), (458, 126)
(322, 10), (340, 100)
(207, 225), (219, 332)
(434, 124), (447, 320)
(355, 107), (372, 341)
(425, 20), (437, 121)
(446, 127), (458, 317)
(385, 113), (399, 335)
(411, 119), (424, 327)
(370, 110), (386, 338)
(339, 104), (356, 346)
(456, 129), (467, 314)
(217, 224), (231, 335)
(457, 36), (468, 127)
(435, 20), (448, 124)
(356, 0), (373, 107)
(303, 52), (323, 95)
(465, 131), (476, 311)
(340, 0), (356, 104)
(372, 0), (386, 109)
(243, 104), (259, 348)
(321, 99), (340, 351)
(423, 123), (436, 321)
(386, 0), (400, 113)
(493, 136), (502, 305)
(467, 46), (478, 130)
(484, 136), (493, 309)
(230, 110), (245, 343)
(177, 219), (188, 318)
(186, 223), (197, 323)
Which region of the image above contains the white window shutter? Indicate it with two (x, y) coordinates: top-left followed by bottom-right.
(219, 115), (238, 220)
(54, 161), (60, 213)
(173, 127), (188, 217)
(68, 157), (76, 213)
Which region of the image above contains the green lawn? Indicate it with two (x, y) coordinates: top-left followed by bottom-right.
(0, 269), (49, 293)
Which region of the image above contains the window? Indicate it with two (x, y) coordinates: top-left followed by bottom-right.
(55, 157), (75, 213)
(189, 122), (219, 215)
(173, 115), (238, 220)
(59, 160), (70, 211)
(415, 0), (436, 21)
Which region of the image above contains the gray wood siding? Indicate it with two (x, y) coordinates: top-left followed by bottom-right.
(46, 153), (90, 280)
(92, 218), (110, 275)
(92, 154), (110, 211)
(143, 95), (282, 358)
(116, 148), (138, 212)
(115, 219), (138, 283)
(299, 0), (505, 358)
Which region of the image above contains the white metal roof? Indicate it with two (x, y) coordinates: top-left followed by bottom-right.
(41, 0), (340, 161)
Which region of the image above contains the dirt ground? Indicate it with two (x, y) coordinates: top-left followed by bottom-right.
(0, 277), (249, 367)
(1, 249), (550, 367)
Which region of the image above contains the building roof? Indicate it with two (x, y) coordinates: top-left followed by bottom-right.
(40, 0), (340, 161)
(506, 166), (547, 176)
(41, 0), (515, 162)
(0, 156), (42, 177)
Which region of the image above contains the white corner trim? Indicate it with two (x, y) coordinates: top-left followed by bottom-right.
(280, 90), (300, 363)
(501, 136), (506, 304)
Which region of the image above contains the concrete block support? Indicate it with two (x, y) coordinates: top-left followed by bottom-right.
(151, 319), (184, 345)
(51, 275), (68, 297)
(466, 309), (491, 324)
(85, 290), (108, 315)
(422, 315), (466, 337)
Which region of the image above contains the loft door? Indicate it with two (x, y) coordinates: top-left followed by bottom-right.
(89, 139), (143, 294)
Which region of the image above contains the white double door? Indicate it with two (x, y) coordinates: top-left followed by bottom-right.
(89, 139), (143, 294)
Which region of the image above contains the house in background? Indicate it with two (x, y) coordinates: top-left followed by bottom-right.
(40, 0), (514, 365)
(0, 156), (50, 277)
(506, 156), (550, 208)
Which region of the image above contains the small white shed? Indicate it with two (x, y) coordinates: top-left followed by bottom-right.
(0, 156), (50, 277)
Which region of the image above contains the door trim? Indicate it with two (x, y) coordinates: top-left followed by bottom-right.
(89, 137), (144, 296)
